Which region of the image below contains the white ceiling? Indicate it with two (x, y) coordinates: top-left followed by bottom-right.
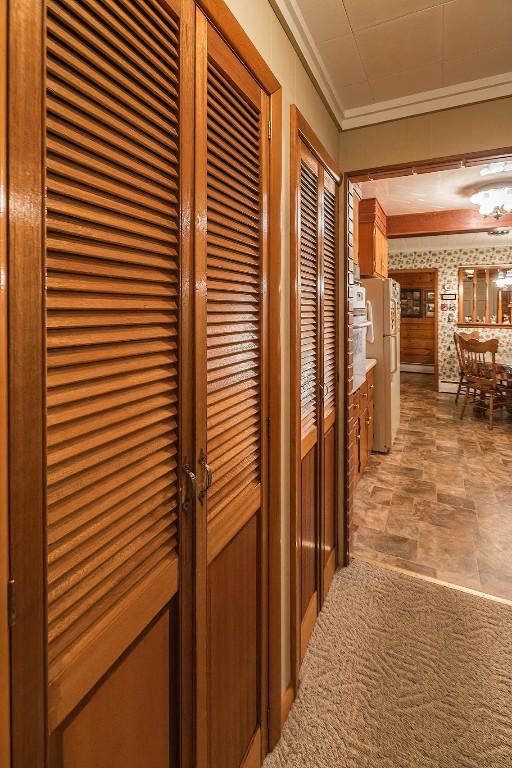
(274, 0), (512, 127)
(389, 230), (512, 252)
(360, 163), (512, 215)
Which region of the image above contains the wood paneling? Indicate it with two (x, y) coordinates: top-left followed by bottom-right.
(387, 207), (512, 238)
(57, 609), (176, 768)
(208, 518), (259, 768)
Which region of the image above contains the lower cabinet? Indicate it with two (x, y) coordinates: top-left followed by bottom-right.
(351, 367), (375, 485)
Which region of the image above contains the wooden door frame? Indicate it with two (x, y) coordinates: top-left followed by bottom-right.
(343, 145), (512, 566)
(388, 267), (439, 381)
(193, 0), (283, 758)
(289, 105), (341, 696)
(0, 0), (10, 762)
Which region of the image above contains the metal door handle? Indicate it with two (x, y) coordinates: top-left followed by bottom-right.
(182, 464), (196, 513)
(199, 449), (213, 503)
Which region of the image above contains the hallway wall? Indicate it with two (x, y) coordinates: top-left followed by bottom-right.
(224, 0), (340, 693)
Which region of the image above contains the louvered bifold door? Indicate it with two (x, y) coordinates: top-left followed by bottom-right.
(298, 144), (321, 662)
(45, 0), (182, 763)
(195, 13), (269, 768)
(320, 171), (338, 600)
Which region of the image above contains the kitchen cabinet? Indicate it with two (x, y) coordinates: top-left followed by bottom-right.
(349, 366), (375, 486)
(359, 198), (388, 278)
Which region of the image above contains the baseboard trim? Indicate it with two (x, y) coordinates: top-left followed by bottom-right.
(439, 381), (459, 394)
(281, 684), (294, 727)
(401, 363), (435, 373)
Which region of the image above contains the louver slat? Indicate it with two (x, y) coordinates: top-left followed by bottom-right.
(299, 158), (319, 445)
(45, 0), (180, 692)
(206, 60), (262, 527)
(323, 179), (337, 421)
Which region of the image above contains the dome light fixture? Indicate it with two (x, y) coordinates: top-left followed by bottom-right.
(470, 187), (512, 219)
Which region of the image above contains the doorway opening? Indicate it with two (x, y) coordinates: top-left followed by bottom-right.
(345, 148), (512, 602)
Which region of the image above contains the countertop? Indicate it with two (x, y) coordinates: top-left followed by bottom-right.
(365, 358), (377, 374)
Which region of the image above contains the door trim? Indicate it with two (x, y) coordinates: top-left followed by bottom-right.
(0, 0), (10, 761)
(192, 0), (283, 758)
(7, 0), (47, 764)
(289, 105), (341, 694)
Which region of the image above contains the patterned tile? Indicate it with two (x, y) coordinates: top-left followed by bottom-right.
(352, 372), (512, 601)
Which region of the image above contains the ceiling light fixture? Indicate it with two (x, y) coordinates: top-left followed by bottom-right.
(480, 162), (512, 176)
(470, 187), (512, 219)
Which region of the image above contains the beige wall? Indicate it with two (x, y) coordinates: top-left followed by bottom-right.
(223, 0), (339, 692)
(340, 96), (512, 172)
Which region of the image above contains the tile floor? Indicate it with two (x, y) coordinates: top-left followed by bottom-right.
(352, 372), (512, 600)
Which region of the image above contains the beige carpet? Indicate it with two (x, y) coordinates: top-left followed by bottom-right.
(265, 560), (512, 768)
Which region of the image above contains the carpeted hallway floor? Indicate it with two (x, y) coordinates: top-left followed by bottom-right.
(265, 560), (512, 767)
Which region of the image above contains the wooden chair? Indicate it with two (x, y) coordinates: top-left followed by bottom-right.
(459, 337), (508, 429)
(453, 331), (479, 404)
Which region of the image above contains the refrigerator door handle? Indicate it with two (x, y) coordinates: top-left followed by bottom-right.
(390, 334), (398, 375)
(366, 300), (374, 343)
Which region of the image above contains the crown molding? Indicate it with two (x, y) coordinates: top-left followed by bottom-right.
(342, 72), (512, 130)
(269, 0), (344, 127)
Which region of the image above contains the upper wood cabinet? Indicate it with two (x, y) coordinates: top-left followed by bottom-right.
(359, 198), (388, 278)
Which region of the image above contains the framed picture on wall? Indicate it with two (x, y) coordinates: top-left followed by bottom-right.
(400, 288), (422, 318)
(426, 290), (435, 302)
(425, 302), (435, 317)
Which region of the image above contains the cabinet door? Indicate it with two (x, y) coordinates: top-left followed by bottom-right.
(376, 228), (388, 277)
(194, 15), (269, 768)
(16, 0), (185, 763)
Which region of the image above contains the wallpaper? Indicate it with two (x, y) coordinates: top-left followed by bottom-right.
(388, 247), (512, 385)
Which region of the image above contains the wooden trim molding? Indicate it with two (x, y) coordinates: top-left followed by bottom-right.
(291, 105), (341, 183)
(8, 0), (47, 765)
(349, 147), (512, 184)
(195, 0), (280, 94)
(388, 208), (512, 238)
(0, 0), (10, 762)
(280, 684), (294, 729)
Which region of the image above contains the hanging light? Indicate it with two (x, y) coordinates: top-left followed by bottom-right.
(470, 187), (512, 219)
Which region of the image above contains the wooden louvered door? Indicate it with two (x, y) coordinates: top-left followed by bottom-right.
(320, 172), (338, 601)
(195, 13), (269, 768)
(297, 144), (321, 663)
(43, 0), (186, 764)
(291, 107), (340, 683)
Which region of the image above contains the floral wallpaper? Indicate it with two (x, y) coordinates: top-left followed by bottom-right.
(388, 247), (512, 385)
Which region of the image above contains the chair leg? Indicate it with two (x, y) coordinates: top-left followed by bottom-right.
(460, 385), (469, 421)
(455, 374), (463, 404)
(489, 394), (494, 430)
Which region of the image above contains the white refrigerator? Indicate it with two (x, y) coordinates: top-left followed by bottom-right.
(362, 277), (401, 453)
